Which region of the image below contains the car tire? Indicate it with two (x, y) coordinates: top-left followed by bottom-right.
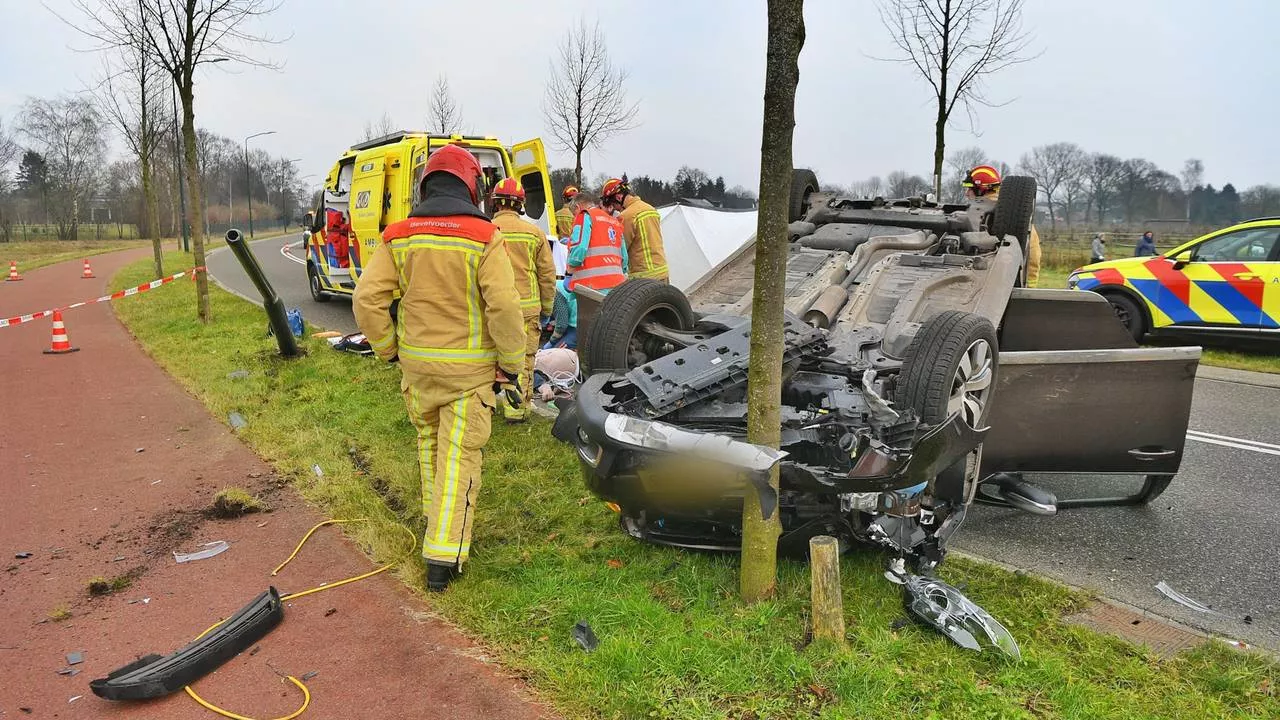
(989, 175), (1037, 284)
(789, 168), (819, 223)
(308, 263), (331, 303)
(582, 279), (695, 373)
(1105, 292), (1146, 342)
(898, 310), (999, 427)
(1135, 474), (1173, 505)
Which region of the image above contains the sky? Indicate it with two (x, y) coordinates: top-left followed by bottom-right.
(2, 0), (1277, 192)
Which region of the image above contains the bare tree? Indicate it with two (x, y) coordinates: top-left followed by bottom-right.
(877, 0), (1035, 198)
(849, 175), (884, 198)
(1117, 158), (1158, 224)
(139, 0), (281, 323)
(741, 0), (805, 603)
(887, 170), (930, 197)
(361, 112), (396, 142)
(1181, 158), (1204, 220)
(1084, 153), (1122, 224)
(426, 76), (463, 135)
(63, 0), (172, 277)
(18, 95), (107, 240)
(1018, 142), (1083, 235)
(944, 145), (988, 201)
(543, 20), (640, 186)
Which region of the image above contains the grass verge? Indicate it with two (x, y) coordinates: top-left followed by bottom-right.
(113, 251), (1278, 719)
(3, 238), (150, 273)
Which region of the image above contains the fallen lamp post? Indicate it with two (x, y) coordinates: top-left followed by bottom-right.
(224, 229), (300, 358)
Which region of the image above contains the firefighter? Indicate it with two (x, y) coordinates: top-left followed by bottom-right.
(566, 190), (629, 295)
(600, 176), (668, 282)
(353, 144), (525, 592)
(556, 185), (579, 240)
(964, 165), (1042, 287)
(489, 177), (556, 422)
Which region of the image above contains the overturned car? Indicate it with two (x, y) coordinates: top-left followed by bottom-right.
(552, 174), (1201, 655)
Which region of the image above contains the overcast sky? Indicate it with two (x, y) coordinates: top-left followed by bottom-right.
(3, 0), (1277, 191)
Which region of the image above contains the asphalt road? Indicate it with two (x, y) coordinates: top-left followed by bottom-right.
(209, 241), (1280, 650)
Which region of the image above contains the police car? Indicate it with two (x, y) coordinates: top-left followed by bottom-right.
(1069, 218), (1280, 340)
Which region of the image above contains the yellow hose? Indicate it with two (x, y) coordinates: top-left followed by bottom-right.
(182, 519), (418, 718)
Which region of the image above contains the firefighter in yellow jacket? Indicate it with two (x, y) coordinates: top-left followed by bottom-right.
(353, 145), (525, 592)
(601, 176), (668, 282)
(490, 177), (556, 421)
(964, 165), (1042, 287)
(555, 185), (579, 240)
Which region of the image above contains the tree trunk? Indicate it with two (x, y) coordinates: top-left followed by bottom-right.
(932, 102), (946, 200)
(740, 0), (804, 603)
(574, 147), (583, 189)
(141, 146), (164, 279)
(179, 81), (209, 323)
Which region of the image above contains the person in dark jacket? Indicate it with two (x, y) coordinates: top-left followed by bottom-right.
(1135, 231), (1157, 257)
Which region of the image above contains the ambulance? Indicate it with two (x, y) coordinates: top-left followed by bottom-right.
(305, 132), (555, 301)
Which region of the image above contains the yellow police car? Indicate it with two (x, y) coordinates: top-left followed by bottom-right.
(1068, 218), (1280, 340)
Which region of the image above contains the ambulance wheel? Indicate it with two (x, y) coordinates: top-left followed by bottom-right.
(308, 264), (331, 303)
(790, 169), (819, 222)
(584, 279), (695, 373)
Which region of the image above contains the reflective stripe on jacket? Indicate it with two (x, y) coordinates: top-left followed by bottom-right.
(566, 207), (628, 292)
(492, 210), (557, 317)
(618, 195), (668, 279)
(353, 213), (525, 378)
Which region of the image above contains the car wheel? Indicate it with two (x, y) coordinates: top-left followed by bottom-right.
(582, 279), (696, 373)
(1105, 293), (1146, 342)
(1135, 474), (1173, 505)
(789, 168), (819, 222)
(898, 310), (999, 428)
(308, 263), (331, 303)
(989, 175), (1037, 285)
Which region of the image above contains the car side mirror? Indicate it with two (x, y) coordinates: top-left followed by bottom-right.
(1170, 250), (1192, 270)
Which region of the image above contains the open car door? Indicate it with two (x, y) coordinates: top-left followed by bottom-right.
(509, 138), (554, 238)
(979, 288), (1201, 505)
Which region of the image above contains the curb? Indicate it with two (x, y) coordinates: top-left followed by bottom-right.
(1197, 364), (1280, 389)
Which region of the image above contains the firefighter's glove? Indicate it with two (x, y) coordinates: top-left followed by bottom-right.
(494, 372), (523, 409)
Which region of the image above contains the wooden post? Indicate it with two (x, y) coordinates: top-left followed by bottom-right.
(808, 535), (845, 645)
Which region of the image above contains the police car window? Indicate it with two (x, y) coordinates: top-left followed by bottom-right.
(1194, 228), (1279, 262)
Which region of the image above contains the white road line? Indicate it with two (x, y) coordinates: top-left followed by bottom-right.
(1186, 431), (1280, 456)
(281, 239), (306, 266)
(1188, 430), (1280, 452)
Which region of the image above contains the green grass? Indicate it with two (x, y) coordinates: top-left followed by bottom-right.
(2, 238), (151, 273)
(112, 251), (1279, 719)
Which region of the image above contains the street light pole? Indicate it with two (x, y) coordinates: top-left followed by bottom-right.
(244, 130), (275, 239)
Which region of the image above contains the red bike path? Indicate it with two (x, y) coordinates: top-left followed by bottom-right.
(0, 250), (555, 719)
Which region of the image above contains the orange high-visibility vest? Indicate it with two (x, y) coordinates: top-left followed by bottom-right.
(567, 207), (627, 293)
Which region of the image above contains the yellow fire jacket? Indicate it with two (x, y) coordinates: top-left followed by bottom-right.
(618, 194), (668, 280)
(492, 210), (556, 318)
(354, 213), (526, 382)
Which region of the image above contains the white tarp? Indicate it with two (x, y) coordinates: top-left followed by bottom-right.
(657, 205), (758, 292)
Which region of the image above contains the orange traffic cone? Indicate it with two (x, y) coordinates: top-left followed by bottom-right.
(43, 310), (79, 355)
(81, 258), (95, 279)
(6, 260), (22, 281)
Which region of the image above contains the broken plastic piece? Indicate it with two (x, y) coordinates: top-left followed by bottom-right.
(57, 667), (81, 676)
(228, 412), (247, 430)
(15, 552), (32, 559)
(301, 671), (319, 681)
(1155, 581), (1221, 615)
(571, 620), (599, 652)
(901, 574), (1020, 659)
(227, 370), (250, 380)
(66, 651), (84, 665)
(173, 541), (229, 564)
(312, 464), (324, 478)
(68, 695), (82, 703)
(90, 587), (284, 700)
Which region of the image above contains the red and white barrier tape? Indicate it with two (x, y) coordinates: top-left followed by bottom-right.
(0, 267), (205, 329)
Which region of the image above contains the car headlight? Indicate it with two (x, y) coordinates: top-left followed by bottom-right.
(1067, 272), (1079, 289)
(601, 414), (786, 473)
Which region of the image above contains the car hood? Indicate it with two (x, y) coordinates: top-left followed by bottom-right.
(1072, 256), (1157, 275)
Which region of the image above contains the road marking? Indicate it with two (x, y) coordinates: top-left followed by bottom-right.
(281, 240), (306, 266)
(1187, 430), (1280, 456)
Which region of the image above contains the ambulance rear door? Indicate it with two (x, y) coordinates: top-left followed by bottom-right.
(348, 153), (387, 279)
(509, 138), (555, 238)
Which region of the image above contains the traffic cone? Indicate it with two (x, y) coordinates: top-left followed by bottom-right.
(5, 260), (21, 281)
(43, 310), (79, 355)
(81, 258), (95, 279)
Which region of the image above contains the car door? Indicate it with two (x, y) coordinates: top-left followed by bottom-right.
(1170, 227), (1280, 330)
(509, 138), (555, 237)
(984, 288), (1200, 478)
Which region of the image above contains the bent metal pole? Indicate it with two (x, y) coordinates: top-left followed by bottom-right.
(224, 228), (300, 357)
